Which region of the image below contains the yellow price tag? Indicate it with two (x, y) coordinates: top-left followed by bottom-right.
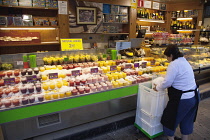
(60, 39), (83, 51)
(130, 0), (137, 9)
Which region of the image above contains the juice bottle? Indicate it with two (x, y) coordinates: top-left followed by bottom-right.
(42, 84), (49, 90)
(45, 94), (51, 100)
(42, 75), (48, 81)
(59, 92), (65, 98)
(57, 65), (63, 70)
(49, 83), (55, 90)
(113, 74), (118, 80)
(65, 91), (72, 97)
(63, 81), (69, 86)
(117, 66), (121, 72)
(56, 82), (62, 88)
(52, 93), (59, 99)
(138, 70), (143, 75)
(122, 72), (127, 78)
(40, 67), (45, 72)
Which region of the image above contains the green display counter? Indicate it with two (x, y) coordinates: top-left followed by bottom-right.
(0, 85), (139, 124)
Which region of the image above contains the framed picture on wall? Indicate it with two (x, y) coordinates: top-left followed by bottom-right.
(76, 7), (97, 25)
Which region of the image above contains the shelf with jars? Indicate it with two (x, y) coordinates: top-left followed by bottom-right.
(102, 4), (129, 34)
(136, 8), (165, 23)
(0, 1), (60, 51)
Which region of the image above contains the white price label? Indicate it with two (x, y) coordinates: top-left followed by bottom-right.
(17, 61), (23, 65)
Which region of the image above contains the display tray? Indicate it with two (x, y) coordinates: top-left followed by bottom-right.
(0, 84), (138, 124)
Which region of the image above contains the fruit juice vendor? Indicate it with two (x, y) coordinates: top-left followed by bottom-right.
(154, 45), (200, 140)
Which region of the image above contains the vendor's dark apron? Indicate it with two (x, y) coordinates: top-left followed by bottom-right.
(161, 86), (200, 131)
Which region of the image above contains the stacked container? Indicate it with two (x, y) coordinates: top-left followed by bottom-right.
(135, 81), (168, 138)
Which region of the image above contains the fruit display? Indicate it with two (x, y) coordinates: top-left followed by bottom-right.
(0, 55), (168, 110)
(1, 63), (13, 70)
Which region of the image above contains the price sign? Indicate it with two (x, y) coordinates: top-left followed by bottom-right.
(151, 60), (156, 66)
(110, 65), (117, 71)
(91, 68), (98, 74)
(125, 64), (132, 69)
(61, 39), (83, 51)
(27, 75), (37, 82)
(71, 70), (80, 76)
(17, 61), (23, 65)
(141, 62), (147, 68)
(49, 73), (58, 79)
(4, 78), (15, 85)
(134, 63), (140, 68)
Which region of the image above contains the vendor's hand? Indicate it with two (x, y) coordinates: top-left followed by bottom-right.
(153, 84), (158, 91)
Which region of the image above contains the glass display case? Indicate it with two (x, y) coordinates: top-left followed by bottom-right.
(149, 45), (210, 70)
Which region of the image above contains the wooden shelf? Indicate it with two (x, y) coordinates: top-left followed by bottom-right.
(137, 18), (165, 23)
(0, 26), (59, 30)
(103, 13), (128, 16)
(102, 33), (129, 35)
(0, 41), (60, 47)
(103, 22), (128, 24)
(0, 5), (58, 10)
(137, 7), (167, 11)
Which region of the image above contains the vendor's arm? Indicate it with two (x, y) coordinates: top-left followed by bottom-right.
(156, 63), (177, 91)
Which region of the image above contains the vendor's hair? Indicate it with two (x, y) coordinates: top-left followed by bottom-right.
(164, 45), (183, 61)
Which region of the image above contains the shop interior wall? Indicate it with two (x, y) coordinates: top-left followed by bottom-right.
(167, 1), (204, 44)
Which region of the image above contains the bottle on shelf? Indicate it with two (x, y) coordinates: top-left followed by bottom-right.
(137, 8), (164, 20)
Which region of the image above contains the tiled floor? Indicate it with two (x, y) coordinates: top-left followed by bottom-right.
(85, 98), (210, 140)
